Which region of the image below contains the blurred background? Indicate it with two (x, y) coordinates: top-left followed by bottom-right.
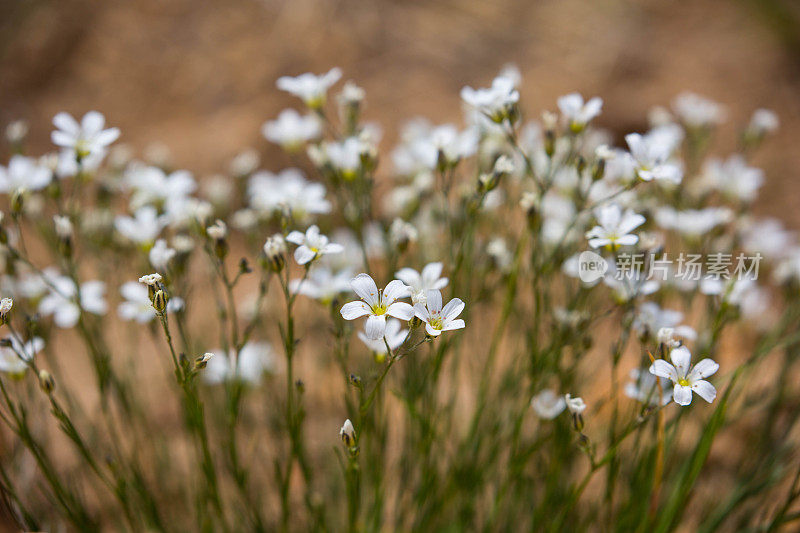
(1, 0), (799, 217)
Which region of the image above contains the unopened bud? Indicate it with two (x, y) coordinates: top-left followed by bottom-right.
(153, 289), (168, 313)
(194, 352), (213, 370)
(38, 370), (55, 394)
(339, 419), (356, 447)
(262, 234), (286, 273)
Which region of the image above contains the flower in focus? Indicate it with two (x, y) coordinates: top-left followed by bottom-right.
(414, 289), (465, 337)
(203, 342), (275, 385)
(51, 111), (119, 162)
(625, 368), (672, 406)
(395, 262), (449, 305)
(586, 204), (645, 250)
(531, 389), (567, 419)
(357, 318), (408, 357)
(263, 109), (322, 151)
(38, 276), (108, 328)
(286, 225), (344, 265)
(0, 155), (51, 194)
(340, 273), (414, 340)
(276, 68), (342, 109)
(649, 346), (718, 406)
(557, 93), (602, 133)
(117, 282), (182, 323)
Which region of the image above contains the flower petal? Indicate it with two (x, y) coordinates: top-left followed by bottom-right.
(426, 289), (443, 313)
(350, 273), (379, 307)
(341, 301), (370, 320)
(688, 358), (719, 380)
(382, 279), (410, 306)
(441, 298), (465, 321)
(649, 360), (677, 381)
(386, 302), (414, 321)
(673, 384), (693, 406)
(294, 246), (316, 265)
(442, 318), (465, 331)
(365, 314), (386, 340)
(286, 231), (305, 245)
(670, 346), (692, 378)
(691, 380), (717, 403)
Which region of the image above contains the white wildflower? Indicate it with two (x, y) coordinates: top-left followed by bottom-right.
(649, 345), (718, 406)
(340, 273), (414, 340)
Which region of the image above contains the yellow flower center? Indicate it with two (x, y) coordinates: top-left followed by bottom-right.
(429, 317), (443, 330)
(372, 304), (387, 316)
(678, 378), (690, 387)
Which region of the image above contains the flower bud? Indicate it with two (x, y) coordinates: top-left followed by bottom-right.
(262, 234), (287, 273)
(0, 298), (12, 326)
(38, 370), (55, 394)
(194, 352), (213, 370)
(153, 289), (168, 313)
(339, 419), (356, 447)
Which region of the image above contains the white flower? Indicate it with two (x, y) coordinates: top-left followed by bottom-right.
(698, 155), (763, 202)
(276, 67), (342, 109)
(625, 368), (672, 406)
(125, 166), (197, 212)
(114, 206), (167, 245)
(206, 219), (227, 241)
(149, 239), (176, 271)
(53, 215), (74, 239)
(395, 262), (449, 305)
(672, 92), (726, 128)
(586, 204), (645, 249)
(51, 111), (120, 161)
(286, 225), (344, 265)
(748, 108), (779, 136)
(413, 289), (465, 337)
(389, 218), (418, 249)
(322, 137), (366, 178)
(531, 389), (567, 419)
(263, 109), (322, 150)
(38, 277), (107, 328)
(654, 207), (732, 238)
(0, 155), (51, 193)
(740, 218), (793, 260)
(340, 419), (356, 446)
(340, 273), (414, 340)
(624, 132), (683, 183)
(633, 302), (696, 342)
(290, 266), (352, 302)
(649, 346), (718, 406)
(557, 93), (603, 131)
(229, 149), (260, 177)
(203, 342), (275, 385)
(247, 168), (331, 218)
(0, 336), (43, 376)
(565, 394), (586, 415)
(358, 318), (408, 355)
(117, 282), (181, 323)
(138, 273), (163, 287)
(0, 297), (13, 318)
(460, 74), (520, 122)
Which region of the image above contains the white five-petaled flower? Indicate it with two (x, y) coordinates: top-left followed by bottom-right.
(395, 262), (449, 305)
(649, 346), (718, 406)
(263, 109), (322, 151)
(340, 274), (414, 340)
(0, 155), (51, 194)
(114, 206), (167, 245)
(38, 277), (107, 329)
(624, 132), (683, 183)
(357, 318), (408, 356)
(557, 93), (603, 132)
(565, 394), (586, 415)
(51, 111), (120, 161)
(460, 74), (520, 122)
(531, 389), (567, 420)
(276, 68), (342, 109)
(586, 204), (645, 249)
(414, 289), (465, 337)
(286, 225), (344, 265)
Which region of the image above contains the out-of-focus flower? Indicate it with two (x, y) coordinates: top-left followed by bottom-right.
(51, 111), (120, 161)
(565, 394), (586, 415)
(38, 277), (107, 328)
(460, 74), (520, 123)
(557, 93), (602, 132)
(149, 239), (176, 271)
(0, 336), (43, 376)
(290, 266), (352, 303)
(625, 368), (672, 406)
(624, 132), (683, 183)
(654, 207), (732, 239)
(531, 389), (567, 419)
(0, 155), (52, 193)
(114, 206), (167, 245)
(276, 68), (342, 109)
(340, 273), (414, 340)
(649, 345), (718, 406)
(263, 109), (322, 151)
(395, 262), (449, 305)
(286, 225), (344, 265)
(672, 92), (726, 128)
(117, 282), (181, 322)
(248, 168), (331, 219)
(414, 289), (465, 337)
(203, 342), (275, 385)
(633, 302), (696, 342)
(747, 108), (779, 138)
(698, 155), (763, 203)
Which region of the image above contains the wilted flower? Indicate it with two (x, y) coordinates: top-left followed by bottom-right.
(649, 346), (718, 406)
(286, 225), (344, 266)
(414, 289), (465, 337)
(340, 273), (414, 340)
(531, 389), (567, 419)
(276, 67), (342, 109)
(395, 262), (449, 305)
(565, 394), (586, 415)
